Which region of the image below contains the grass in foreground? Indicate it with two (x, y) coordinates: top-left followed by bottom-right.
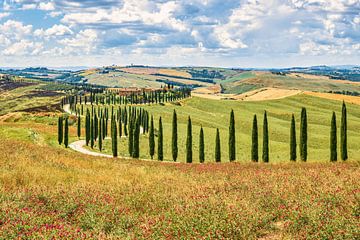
(0, 124), (359, 239)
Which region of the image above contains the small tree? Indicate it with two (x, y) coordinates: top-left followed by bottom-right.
(215, 128), (221, 162)
(340, 101), (348, 161)
(199, 126), (205, 163)
(262, 111), (269, 163)
(290, 114), (297, 161)
(158, 117), (163, 161)
(172, 109), (178, 161)
(300, 107), (307, 161)
(186, 116), (193, 163)
(58, 116), (63, 145)
(330, 111), (337, 162)
(251, 114), (258, 162)
(77, 115), (81, 138)
(229, 109), (236, 162)
(64, 117), (69, 148)
(149, 115), (155, 159)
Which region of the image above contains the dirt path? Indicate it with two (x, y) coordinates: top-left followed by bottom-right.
(63, 104), (174, 162)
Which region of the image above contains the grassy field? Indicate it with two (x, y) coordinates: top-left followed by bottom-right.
(221, 71), (360, 94)
(81, 94), (360, 163)
(0, 81), (359, 238)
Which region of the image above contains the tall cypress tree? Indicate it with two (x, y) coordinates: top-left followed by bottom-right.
(158, 117), (163, 161)
(149, 115), (155, 159)
(251, 114), (258, 162)
(99, 117), (102, 151)
(330, 111), (337, 162)
(215, 128), (221, 162)
(300, 107), (308, 161)
(186, 116), (193, 163)
(172, 109), (178, 161)
(102, 115), (106, 140)
(85, 110), (90, 146)
(77, 115), (81, 139)
(290, 114), (297, 161)
(340, 101), (348, 161)
(90, 115), (94, 149)
(132, 117), (140, 158)
(119, 118), (122, 137)
(94, 113), (98, 140)
(229, 109), (236, 161)
(199, 126), (205, 163)
(58, 116), (63, 145)
(64, 117), (69, 148)
(262, 111), (269, 163)
(128, 117), (134, 156)
(111, 116), (118, 157)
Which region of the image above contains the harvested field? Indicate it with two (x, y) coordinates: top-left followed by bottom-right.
(304, 91), (360, 105)
(235, 88), (301, 101)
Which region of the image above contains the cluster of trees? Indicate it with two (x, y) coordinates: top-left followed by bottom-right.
(79, 105), (150, 156)
(62, 86), (191, 111)
(59, 100), (349, 163)
(57, 116), (69, 148)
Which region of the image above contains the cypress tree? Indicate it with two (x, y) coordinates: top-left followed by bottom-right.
(262, 111), (269, 163)
(99, 118), (102, 151)
(251, 114), (258, 162)
(119, 118), (122, 137)
(128, 117), (134, 156)
(90, 116), (94, 149)
(330, 111), (337, 161)
(290, 114), (297, 161)
(186, 116), (193, 163)
(199, 126), (205, 163)
(229, 109), (236, 161)
(149, 115), (155, 159)
(111, 116), (118, 157)
(132, 117), (140, 158)
(64, 117), (69, 148)
(215, 128), (221, 162)
(85, 110), (90, 146)
(94, 113), (98, 140)
(300, 107), (307, 161)
(172, 110), (178, 161)
(77, 115), (81, 138)
(58, 116), (63, 145)
(340, 101), (348, 161)
(102, 115), (106, 140)
(158, 117), (163, 161)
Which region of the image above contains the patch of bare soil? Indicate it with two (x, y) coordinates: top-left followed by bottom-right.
(20, 103), (62, 113)
(0, 80), (36, 91)
(235, 88), (301, 101)
(26, 90), (62, 98)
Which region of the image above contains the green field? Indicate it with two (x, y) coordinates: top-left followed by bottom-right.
(79, 94), (360, 163)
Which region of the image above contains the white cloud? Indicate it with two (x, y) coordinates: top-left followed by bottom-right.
(39, 2), (55, 11)
(21, 3), (37, 10)
(2, 40), (43, 56)
(59, 29), (98, 54)
(0, 20), (33, 40)
(34, 24), (73, 38)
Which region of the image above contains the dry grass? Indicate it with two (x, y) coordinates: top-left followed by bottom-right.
(0, 120), (359, 239)
(304, 91), (360, 105)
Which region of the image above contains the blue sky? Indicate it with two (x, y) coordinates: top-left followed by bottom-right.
(0, 0), (359, 68)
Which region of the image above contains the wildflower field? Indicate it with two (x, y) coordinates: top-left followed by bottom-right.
(0, 82), (359, 239)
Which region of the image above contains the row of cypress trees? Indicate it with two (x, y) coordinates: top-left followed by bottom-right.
(60, 101), (349, 162)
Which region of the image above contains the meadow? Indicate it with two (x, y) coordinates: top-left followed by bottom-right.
(0, 80), (359, 239)
(81, 94), (360, 163)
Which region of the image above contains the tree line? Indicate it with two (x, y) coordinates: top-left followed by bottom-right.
(58, 102), (349, 162)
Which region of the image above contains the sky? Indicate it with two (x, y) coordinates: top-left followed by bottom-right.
(0, 0), (359, 68)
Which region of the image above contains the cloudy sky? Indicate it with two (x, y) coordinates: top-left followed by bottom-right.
(0, 0), (359, 68)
